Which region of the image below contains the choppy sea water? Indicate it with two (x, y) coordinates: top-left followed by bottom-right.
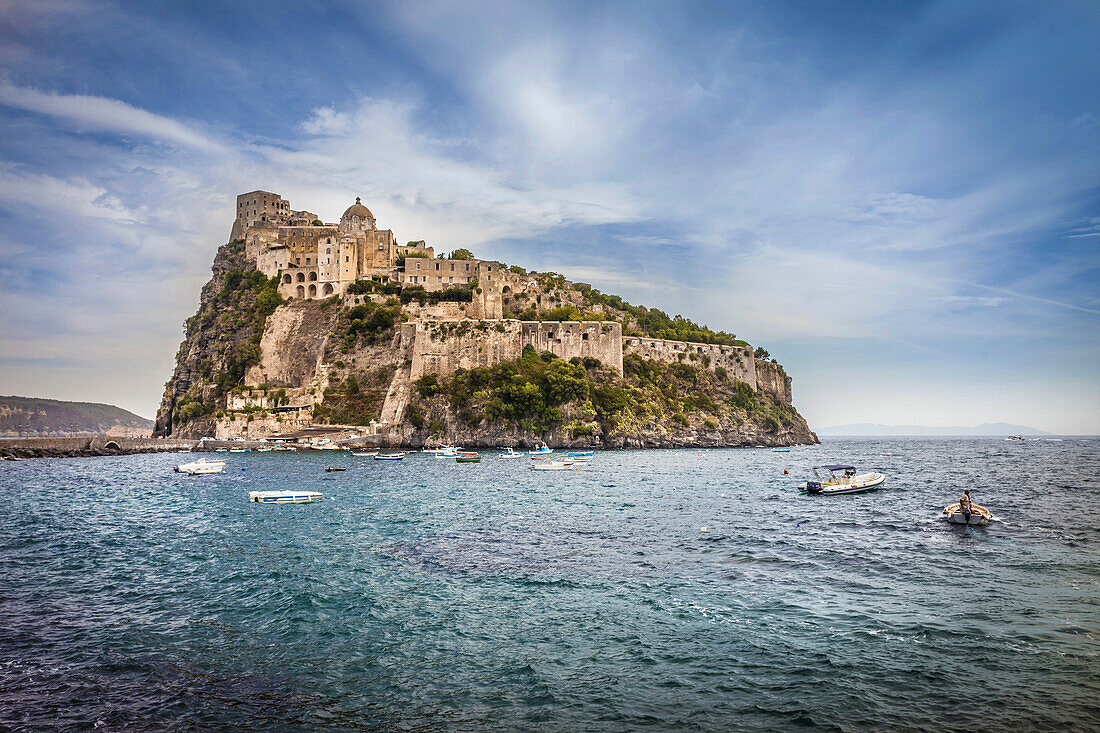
(1, 437), (1098, 732)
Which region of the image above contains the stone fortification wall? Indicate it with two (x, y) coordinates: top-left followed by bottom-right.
(409, 320), (526, 380)
(216, 409), (313, 440)
(409, 319), (623, 379)
(623, 336), (755, 385)
(754, 359), (793, 404)
(522, 321), (623, 373)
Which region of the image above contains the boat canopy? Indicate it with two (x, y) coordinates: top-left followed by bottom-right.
(815, 464), (855, 471)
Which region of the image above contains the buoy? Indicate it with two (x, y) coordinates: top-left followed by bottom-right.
(783, 469), (789, 475)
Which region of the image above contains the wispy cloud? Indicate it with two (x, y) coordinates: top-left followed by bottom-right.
(0, 82), (223, 152)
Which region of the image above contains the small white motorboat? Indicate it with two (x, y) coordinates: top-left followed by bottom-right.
(498, 448), (523, 459)
(229, 447), (250, 453)
(351, 451), (378, 457)
(943, 503), (993, 525)
(175, 457), (226, 475)
(800, 465), (886, 495)
(249, 490), (323, 504)
(374, 452), (407, 460)
(530, 460), (576, 471)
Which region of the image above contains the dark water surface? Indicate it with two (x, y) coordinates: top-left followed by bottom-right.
(2, 438), (1098, 731)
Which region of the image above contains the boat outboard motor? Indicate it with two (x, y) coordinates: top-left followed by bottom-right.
(805, 481), (823, 494)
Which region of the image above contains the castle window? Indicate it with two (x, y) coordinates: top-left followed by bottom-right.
(416, 263), (421, 269)
(296, 258), (301, 265)
(345, 256), (349, 262)
(450, 264), (455, 271)
(326, 248), (331, 254)
(435, 263), (440, 270)
(582, 334), (588, 341)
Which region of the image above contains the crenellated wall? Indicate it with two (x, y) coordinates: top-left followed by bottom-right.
(623, 336), (756, 385)
(522, 321), (623, 373)
(409, 319), (623, 379)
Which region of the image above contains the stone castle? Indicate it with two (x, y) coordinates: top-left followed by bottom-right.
(214, 191), (793, 439)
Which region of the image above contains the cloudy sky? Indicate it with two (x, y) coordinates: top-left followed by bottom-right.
(0, 0), (1097, 432)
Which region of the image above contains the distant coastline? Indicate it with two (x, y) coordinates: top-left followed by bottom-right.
(817, 422), (1051, 437)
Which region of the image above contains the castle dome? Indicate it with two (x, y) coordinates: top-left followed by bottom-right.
(341, 197), (373, 222)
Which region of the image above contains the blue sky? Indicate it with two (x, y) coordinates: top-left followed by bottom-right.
(0, 0), (1097, 432)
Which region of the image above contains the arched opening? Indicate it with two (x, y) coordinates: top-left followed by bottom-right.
(501, 285), (512, 295)
(323, 283), (334, 295)
(308, 284), (317, 298)
(282, 274), (291, 284)
(296, 272), (305, 282)
(326, 248), (331, 254)
(308, 272), (318, 281)
(297, 285), (305, 298)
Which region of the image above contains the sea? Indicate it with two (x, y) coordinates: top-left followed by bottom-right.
(1, 437), (1097, 731)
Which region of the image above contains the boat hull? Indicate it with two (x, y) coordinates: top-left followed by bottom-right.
(249, 491), (323, 504)
(943, 503), (992, 525)
(800, 472), (886, 495)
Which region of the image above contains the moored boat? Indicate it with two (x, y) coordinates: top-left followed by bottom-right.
(249, 490), (323, 504)
(567, 451), (594, 462)
(530, 459), (576, 471)
(456, 454), (481, 463)
(529, 444), (552, 456)
(800, 465), (886, 495)
(324, 466), (347, 472)
(374, 452), (407, 460)
(175, 457), (226, 475)
(498, 447), (522, 459)
(943, 502), (993, 525)
(351, 451), (378, 457)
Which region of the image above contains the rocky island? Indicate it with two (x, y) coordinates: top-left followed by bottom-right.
(154, 192), (817, 448)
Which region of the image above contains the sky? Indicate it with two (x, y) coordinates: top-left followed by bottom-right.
(0, 0), (1097, 433)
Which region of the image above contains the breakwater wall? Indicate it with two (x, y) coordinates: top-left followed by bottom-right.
(1, 436), (201, 459)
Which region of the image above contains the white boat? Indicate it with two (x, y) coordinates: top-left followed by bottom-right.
(772, 447), (791, 453)
(943, 502), (993, 525)
(498, 448), (523, 459)
(375, 452), (407, 460)
(175, 457), (226, 475)
(799, 465), (886, 495)
(229, 448), (250, 453)
(214, 448), (228, 453)
(529, 444), (552, 456)
(351, 451), (378, 457)
(434, 445), (463, 457)
(249, 490), (323, 504)
(530, 460), (576, 471)
(567, 451), (594, 462)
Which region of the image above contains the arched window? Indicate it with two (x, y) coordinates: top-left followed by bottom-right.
(296, 285), (305, 298)
(323, 283), (334, 295)
(296, 272), (305, 282)
(353, 215), (359, 225)
(309, 272), (318, 281)
(326, 248), (331, 254)
(282, 274), (291, 284)
(308, 284), (317, 298)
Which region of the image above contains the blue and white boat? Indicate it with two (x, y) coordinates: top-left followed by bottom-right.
(567, 451), (594, 462)
(800, 465), (886, 495)
(529, 444), (552, 456)
(249, 490), (323, 504)
(498, 447), (523, 459)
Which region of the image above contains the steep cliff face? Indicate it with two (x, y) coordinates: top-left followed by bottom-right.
(157, 241), (817, 447)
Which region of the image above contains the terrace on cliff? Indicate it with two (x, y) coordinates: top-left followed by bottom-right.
(155, 192), (816, 448)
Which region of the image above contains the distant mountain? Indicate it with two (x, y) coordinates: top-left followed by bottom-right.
(817, 422), (1051, 436)
(0, 396), (154, 437)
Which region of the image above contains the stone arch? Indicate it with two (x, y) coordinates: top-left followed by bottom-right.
(282, 274), (291, 284)
(309, 271), (318, 281)
(323, 283), (334, 295)
(103, 440), (121, 451)
(308, 284), (317, 298)
(297, 284), (305, 298)
(502, 285), (512, 294)
(296, 272), (305, 282)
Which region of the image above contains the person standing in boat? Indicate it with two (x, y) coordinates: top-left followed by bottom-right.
(959, 489), (973, 521)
